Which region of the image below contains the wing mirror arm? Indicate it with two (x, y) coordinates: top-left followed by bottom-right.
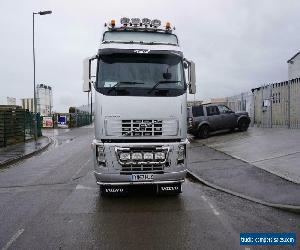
(184, 58), (196, 94)
(82, 55), (98, 92)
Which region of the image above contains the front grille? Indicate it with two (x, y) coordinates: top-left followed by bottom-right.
(122, 120), (162, 136)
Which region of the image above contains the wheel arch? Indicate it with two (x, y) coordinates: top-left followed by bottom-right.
(237, 115), (250, 125)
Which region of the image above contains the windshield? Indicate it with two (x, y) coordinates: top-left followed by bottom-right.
(103, 31), (178, 45)
(96, 54), (186, 97)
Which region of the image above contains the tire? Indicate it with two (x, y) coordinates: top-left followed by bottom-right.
(238, 119), (249, 132)
(198, 125), (210, 139)
(99, 185), (107, 197)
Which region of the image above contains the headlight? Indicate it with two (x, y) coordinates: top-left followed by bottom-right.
(120, 152), (130, 161)
(155, 152), (165, 160)
(132, 152), (143, 160)
(97, 145), (106, 165)
(177, 145), (185, 163)
(143, 152), (154, 160)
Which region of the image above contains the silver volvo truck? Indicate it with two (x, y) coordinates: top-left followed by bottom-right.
(83, 17), (196, 195)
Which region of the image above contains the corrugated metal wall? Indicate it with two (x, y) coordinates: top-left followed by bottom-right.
(252, 78), (300, 128)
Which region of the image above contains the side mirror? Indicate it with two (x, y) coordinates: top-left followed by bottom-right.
(183, 61), (188, 69)
(184, 59), (196, 94)
(189, 60), (196, 94)
(83, 58), (91, 92)
(82, 55), (97, 92)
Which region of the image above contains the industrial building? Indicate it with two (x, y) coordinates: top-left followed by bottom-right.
(288, 52), (300, 80)
(251, 77), (300, 128)
(21, 98), (34, 112)
(36, 84), (53, 116)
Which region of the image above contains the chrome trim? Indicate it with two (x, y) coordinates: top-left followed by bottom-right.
(96, 179), (184, 186)
(92, 138), (188, 147)
(121, 119), (163, 137)
(114, 146), (170, 166)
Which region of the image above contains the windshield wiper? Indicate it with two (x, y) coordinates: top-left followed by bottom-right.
(148, 80), (181, 93)
(107, 81), (144, 93)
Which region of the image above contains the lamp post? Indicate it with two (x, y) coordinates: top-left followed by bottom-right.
(33, 10), (52, 142)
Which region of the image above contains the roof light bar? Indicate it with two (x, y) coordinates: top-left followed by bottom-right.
(107, 18), (170, 31)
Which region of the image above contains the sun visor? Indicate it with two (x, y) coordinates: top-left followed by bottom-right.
(98, 48), (183, 58)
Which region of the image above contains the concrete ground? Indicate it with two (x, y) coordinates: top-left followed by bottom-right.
(0, 136), (50, 167)
(1, 126), (299, 249)
(200, 127), (300, 184)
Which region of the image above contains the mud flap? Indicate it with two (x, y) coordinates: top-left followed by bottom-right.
(100, 185), (128, 196)
(157, 183), (182, 195)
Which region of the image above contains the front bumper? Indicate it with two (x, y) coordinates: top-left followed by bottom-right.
(92, 139), (188, 185)
(94, 169), (187, 186)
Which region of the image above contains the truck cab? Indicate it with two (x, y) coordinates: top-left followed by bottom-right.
(83, 18), (196, 195)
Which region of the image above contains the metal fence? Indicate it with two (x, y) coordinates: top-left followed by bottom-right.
(0, 107), (42, 147)
(252, 77), (300, 128)
(69, 113), (91, 128)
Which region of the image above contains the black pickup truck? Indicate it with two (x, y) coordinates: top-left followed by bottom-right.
(187, 104), (251, 138)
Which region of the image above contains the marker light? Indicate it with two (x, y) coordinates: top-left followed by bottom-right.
(111, 19), (116, 27)
(151, 19), (161, 28)
(131, 18), (141, 26)
(142, 18), (151, 26)
(166, 22), (171, 29)
(120, 17), (130, 26)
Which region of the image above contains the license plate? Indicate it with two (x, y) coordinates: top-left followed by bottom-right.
(131, 173), (154, 181)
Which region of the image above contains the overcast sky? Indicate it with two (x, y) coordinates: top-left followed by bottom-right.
(1, 0), (300, 112)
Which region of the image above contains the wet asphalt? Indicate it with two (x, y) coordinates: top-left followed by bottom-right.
(0, 127), (299, 250)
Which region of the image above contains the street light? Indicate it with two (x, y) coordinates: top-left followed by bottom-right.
(33, 10), (52, 142)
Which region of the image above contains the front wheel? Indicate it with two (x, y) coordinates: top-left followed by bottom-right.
(198, 125), (210, 139)
(238, 119), (249, 132)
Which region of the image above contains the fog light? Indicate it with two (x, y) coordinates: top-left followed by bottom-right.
(155, 152), (165, 160)
(132, 152), (143, 160)
(120, 152), (130, 161)
(143, 152), (154, 160)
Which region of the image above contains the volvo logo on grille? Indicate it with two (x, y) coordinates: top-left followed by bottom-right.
(139, 123), (147, 128)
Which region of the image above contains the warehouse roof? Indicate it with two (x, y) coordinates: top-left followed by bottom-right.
(287, 51), (300, 63)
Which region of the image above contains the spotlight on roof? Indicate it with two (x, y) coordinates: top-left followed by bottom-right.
(142, 18), (151, 26)
(120, 17), (130, 26)
(151, 19), (161, 28)
(131, 18), (141, 26)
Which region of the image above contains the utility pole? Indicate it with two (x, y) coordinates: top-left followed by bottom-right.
(33, 10), (52, 142)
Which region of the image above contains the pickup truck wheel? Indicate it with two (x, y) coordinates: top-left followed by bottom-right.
(238, 119), (249, 132)
(198, 125), (210, 139)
